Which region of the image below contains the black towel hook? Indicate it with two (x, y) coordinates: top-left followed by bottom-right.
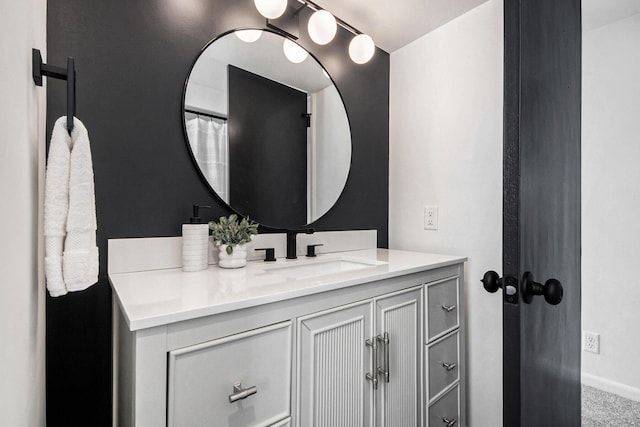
(32, 48), (76, 135)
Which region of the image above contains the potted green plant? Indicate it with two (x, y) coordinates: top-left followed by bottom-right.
(209, 214), (259, 268)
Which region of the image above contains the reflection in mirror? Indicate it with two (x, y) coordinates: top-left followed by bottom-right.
(183, 29), (351, 228)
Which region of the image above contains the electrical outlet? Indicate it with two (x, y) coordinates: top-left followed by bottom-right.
(583, 331), (600, 354)
(424, 206), (438, 230)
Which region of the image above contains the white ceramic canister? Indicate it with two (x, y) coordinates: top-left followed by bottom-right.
(182, 205), (210, 272)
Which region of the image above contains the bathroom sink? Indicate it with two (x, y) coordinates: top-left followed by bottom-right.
(259, 256), (387, 280)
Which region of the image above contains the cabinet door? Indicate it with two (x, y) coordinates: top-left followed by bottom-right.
(297, 300), (375, 427)
(375, 286), (423, 427)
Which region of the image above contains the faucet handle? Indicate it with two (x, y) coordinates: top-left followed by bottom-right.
(306, 244), (323, 258)
(255, 248), (276, 262)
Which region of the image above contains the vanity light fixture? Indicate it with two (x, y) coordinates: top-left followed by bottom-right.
(307, 9), (337, 45)
(283, 38), (309, 63)
(235, 29), (263, 43)
(300, 0), (376, 64)
(348, 34), (375, 64)
(255, 0), (377, 64)
(254, 0), (287, 19)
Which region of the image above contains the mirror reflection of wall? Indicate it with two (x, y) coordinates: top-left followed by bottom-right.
(310, 86), (350, 221)
(582, 3), (640, 425)
(183, 30), (351, 228)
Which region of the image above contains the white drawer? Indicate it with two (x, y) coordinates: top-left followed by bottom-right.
(428, 384), (460, 427)
(426, 278), (459, 342)
(427, 330), (460, 402)
(167, 322), (292, 427)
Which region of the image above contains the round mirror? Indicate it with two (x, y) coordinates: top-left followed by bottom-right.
(183, 29), (352, 228)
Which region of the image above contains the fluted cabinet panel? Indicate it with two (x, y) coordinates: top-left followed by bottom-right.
(298, 301), (375, 427)
(376, 287), (423, 427)
(314, 319), (363, 426)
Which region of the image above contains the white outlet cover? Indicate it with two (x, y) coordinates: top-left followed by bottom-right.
(424, 206), (439, 230)
(583, 331), (600, 354)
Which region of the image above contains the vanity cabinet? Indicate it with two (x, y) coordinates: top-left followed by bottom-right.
(111, 251), (465, 427)
(297, 286), (423, 426)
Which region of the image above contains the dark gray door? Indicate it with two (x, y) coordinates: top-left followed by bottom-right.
(228, 65), (308, 227)
(501, 0), (582, 425)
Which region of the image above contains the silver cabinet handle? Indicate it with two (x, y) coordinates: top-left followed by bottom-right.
(443, 362), (457, 371)
(377, 332), (390, 383)
(228, 383), (257, 403)
(443, 417), (458, 426)
(441, 304), (457, 312)
(365, 337), (379, 390)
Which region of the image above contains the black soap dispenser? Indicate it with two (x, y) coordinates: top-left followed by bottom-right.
(182, 204), (211, 272)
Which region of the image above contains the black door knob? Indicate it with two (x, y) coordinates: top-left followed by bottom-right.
(481, 271), (518, 297)
(480, 270), (502, 293)
(521, 272), (563, 305)
(481, 270), (502, 293)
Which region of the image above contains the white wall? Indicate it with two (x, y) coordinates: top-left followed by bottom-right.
(389, 1), (503, 425)
(582, 13), (640, 399)
(0, 0), (46, 425)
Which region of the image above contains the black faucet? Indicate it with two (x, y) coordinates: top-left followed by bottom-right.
(286, 228), (314, 259)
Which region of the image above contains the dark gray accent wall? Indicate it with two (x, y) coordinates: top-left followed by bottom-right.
(46, 1), (389, 424)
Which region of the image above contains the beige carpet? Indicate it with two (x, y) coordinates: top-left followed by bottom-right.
(582, 385), (640, 426)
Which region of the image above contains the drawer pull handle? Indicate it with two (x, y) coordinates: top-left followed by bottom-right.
(377, 332), (390, 383)
(441, 304), (457, 312)
(365, 337), (379, 390)
(228, 383), (257, 403)
(442, 362), (457, 371)
(443, 417), (458, 426)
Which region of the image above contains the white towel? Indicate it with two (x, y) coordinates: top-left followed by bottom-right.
(44, 117), (99, 296)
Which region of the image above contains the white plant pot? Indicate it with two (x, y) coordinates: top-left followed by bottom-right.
(217, 244), (247, 269)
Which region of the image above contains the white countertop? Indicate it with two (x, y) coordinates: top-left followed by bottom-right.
(109, 248), (466, 331)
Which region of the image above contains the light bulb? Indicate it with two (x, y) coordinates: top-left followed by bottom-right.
(235, 29), (262, 43)
(349, 34), (375, 64)
(283, 39), (308, 64)
(308, 10), (337, 45)
(254, 0), (287, 19)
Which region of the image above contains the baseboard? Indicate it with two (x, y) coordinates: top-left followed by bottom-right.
(582, 372), (640, 402)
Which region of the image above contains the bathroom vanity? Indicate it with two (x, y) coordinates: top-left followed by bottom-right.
(109, 238), (466, 427)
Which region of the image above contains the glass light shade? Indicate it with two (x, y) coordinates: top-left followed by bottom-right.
(235, 30), (263, 43)
(283, 39), (308, 64)
(349, 34), (375, 64)
(308, 10), (337, 45)
(254, 0), (287, 19)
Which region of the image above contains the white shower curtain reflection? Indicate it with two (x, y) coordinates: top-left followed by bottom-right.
(186, 116), (229, 203)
